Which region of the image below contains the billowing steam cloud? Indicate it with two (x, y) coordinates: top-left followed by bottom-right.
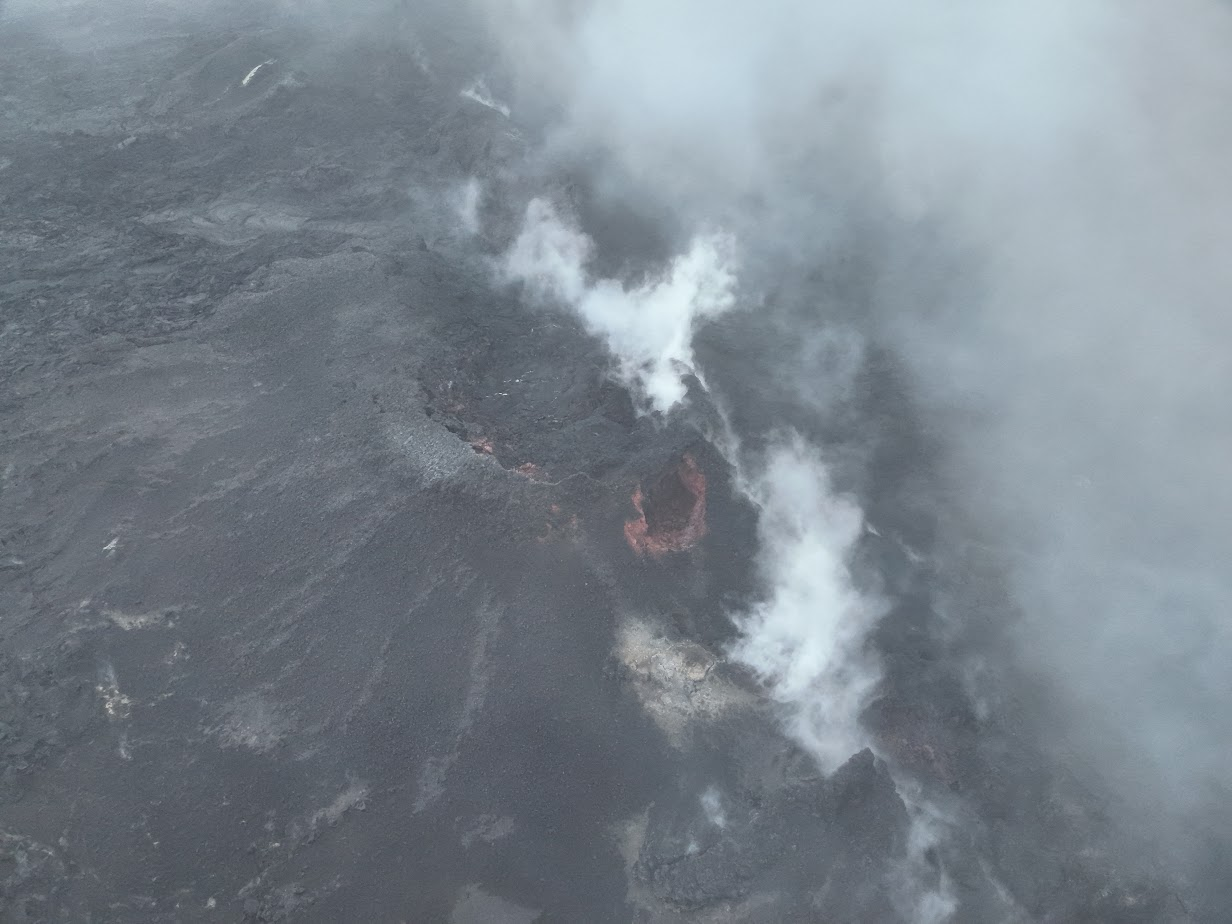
(500, 188), (953, 918)
(729, 437), (883, 772)
(483, 0), (1232, 905)
(502, 198), (885, 768)
(503, 198), (736, 413)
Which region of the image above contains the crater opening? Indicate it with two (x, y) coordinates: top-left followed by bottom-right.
(624, 454), (707, 557)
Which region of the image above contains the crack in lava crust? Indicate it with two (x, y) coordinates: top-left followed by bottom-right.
(624, 454), (707, 557)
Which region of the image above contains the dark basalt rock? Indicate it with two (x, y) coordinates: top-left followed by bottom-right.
(632, 748), (908, 918)
(0, 1), (1215, 921)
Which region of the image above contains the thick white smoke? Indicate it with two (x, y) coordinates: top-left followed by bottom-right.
(729, 437), (883, 772)
(499, 196), (954, 917)
(501, 198), (885, 764)
(482, 0), (1232, 868)
(502, 198), (736, 413)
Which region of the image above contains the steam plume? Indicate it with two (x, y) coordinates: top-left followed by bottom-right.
(728, 436), (883, 771)
(501, 195), (885, 764)
(502, 198), (736, 413)
(500, 196), (948, 912)
(484, 0), (1232, 913)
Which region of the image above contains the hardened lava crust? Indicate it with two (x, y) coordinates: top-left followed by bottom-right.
(0, 2), (1202, 922)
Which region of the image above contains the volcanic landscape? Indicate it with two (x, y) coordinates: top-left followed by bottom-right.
(1, 1), (1228, 922)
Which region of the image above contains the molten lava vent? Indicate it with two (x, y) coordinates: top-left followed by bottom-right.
(624, 454), (707, 556)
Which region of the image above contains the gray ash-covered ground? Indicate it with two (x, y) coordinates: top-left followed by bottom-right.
(0, 2), (1209, 922)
